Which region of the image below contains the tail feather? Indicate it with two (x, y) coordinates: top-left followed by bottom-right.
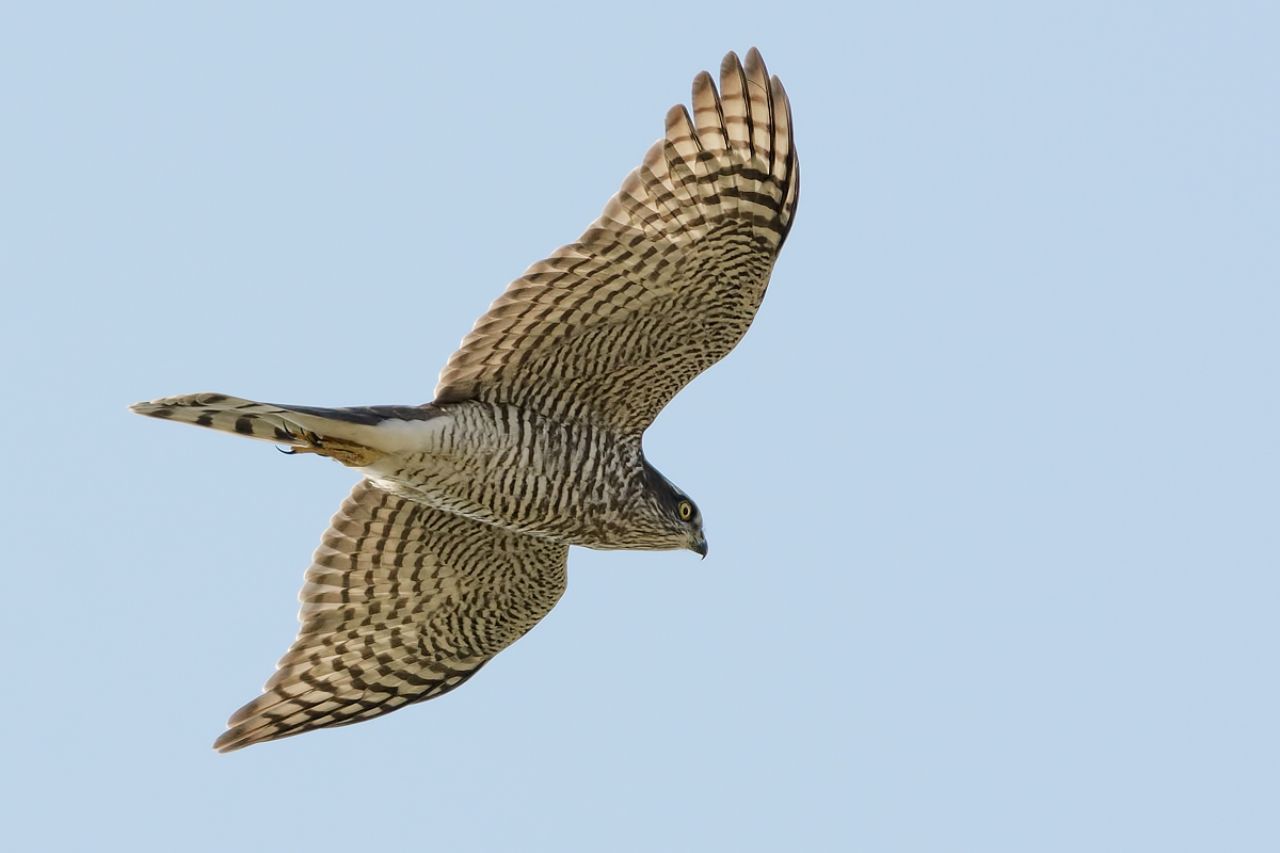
(131, 393), (314, 443)
(129, 392), (435, 466)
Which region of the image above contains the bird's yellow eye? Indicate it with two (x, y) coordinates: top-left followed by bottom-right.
(678, 500), (693, 521)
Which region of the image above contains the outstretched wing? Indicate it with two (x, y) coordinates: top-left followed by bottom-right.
(434, 49), (798, 435)
(214, 479), (568, 752)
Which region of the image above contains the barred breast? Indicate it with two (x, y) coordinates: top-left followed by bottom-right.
(360, 401), (642, 547)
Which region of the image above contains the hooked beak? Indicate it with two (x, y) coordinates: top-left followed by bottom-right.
(692, 533), (708, 560)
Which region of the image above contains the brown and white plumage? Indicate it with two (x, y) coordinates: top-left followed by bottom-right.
(132, 49), (798, 751)
(213, 481), (566, 752)
(435, 49), (797, 433)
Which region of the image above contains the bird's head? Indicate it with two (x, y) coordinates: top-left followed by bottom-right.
(637, 460), (708, 558)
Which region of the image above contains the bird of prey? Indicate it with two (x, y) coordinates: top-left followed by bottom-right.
(132, 48), (798, 751)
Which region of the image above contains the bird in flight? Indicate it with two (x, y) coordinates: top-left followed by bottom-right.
(133, 48), (798, 751)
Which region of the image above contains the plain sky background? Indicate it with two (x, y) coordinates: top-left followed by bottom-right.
(3, 2), (1276, 851)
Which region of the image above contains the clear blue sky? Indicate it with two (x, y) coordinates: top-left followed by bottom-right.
(3, 2), (1277, 851)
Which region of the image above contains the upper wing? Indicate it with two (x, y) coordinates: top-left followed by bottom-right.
(213, 479), (568, 752)
(434, 49), (798, 435)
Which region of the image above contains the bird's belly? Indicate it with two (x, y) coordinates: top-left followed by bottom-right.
(359, 402), (633, 545)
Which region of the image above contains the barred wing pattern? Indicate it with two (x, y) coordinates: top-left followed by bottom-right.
(214, 480), (568, 752)
(434, 49), (798, 434)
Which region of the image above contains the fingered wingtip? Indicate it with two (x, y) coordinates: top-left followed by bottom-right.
(212, 732), (243, 754)
(720, 47), (769, 79)
(212, 715), (260, 753)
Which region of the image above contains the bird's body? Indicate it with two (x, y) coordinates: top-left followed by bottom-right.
(144, 394), (682, 549)
(133, 49), (798, 751)
(366, 401), (666, 548)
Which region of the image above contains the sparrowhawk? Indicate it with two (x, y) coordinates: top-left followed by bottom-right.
(133, 49), (798, 751)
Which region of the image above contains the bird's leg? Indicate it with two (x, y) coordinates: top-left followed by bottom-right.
(277, 430), (383, 467)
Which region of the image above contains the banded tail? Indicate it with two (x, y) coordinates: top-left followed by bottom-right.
(130, 392), (439, 466)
